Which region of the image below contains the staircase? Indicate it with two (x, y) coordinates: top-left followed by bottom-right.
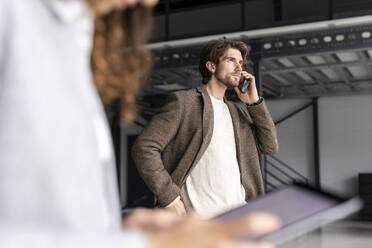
(263, 154), (310, 192)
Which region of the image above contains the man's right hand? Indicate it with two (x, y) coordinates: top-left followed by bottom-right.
(166, 199), (187, 216)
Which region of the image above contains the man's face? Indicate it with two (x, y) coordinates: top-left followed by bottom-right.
(213, 48), (243, 88)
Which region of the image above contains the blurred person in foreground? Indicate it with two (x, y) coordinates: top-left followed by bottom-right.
(0, 0), (280, 247)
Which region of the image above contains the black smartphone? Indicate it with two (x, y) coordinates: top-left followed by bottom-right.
(238, 76), (251, 93)
(216, 183), (363, 245)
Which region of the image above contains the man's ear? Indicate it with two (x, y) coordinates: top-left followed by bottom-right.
(206, 61), (216, 73)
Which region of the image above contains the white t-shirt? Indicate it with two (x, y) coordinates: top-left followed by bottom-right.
(184, 95), (246, 218)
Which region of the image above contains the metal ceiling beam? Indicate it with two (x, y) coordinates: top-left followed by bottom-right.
(302, 71), (330, 94)
(262, 82), (283, 97)
(256, 25), (372, 58)
(146, 14), (372, 100)
(281, 77), (372, 89)
(321, 53), (356, 91)
(298, 56), (332, 93)
(271, 88), (372, 99)
(356, 50), (372, 78)
(151, 24), (372, 70)
(261, 56), (372, 74)
(148, 15), (372, 49)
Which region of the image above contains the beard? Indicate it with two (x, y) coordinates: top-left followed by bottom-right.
(215, 73), (240, 88)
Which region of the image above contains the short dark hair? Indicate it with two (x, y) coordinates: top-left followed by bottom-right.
(199, 39), (249, 84)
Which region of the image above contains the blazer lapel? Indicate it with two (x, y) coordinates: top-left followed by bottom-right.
(199, 86), (214, 157)
(183, 85), (214, 180)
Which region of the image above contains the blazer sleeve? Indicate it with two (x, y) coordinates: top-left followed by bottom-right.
(246, 99), (279, 154)
(131, 92), (184, 207)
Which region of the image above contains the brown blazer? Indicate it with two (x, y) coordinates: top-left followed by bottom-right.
(132, 85), (278, 208)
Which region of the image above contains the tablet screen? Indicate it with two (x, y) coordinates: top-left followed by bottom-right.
(217, 184), (362, 243)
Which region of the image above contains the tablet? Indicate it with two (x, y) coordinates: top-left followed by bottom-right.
(216, 183), (363, 244)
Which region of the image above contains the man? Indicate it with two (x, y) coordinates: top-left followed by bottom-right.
(132, 39), (278, 218)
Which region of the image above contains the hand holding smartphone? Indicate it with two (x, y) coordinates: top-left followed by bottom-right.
(238, 76), (251, 93)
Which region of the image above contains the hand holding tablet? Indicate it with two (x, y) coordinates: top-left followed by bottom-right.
(216, 184), (363, 245)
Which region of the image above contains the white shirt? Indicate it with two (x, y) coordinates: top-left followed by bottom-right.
(47, 0), (113, 163)
(0, 0), (146, 247)
(184, 95), (246, 218)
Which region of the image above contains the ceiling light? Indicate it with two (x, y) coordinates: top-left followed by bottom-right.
(288, 40), (296, 46)
(335, 34), (345, 41)
(361, 31), (371, 39)
(263, 43), (272, 49)
(323, 36), (332, 43)
(298, 39), (307, 46)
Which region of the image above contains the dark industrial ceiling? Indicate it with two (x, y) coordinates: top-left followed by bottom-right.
(136, 0), (372, 114)
(150, 0), (372, 42)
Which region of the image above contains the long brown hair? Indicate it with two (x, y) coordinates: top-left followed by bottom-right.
(90, 5), (153, 123)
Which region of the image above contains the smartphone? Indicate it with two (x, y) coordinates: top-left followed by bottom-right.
(238, 76), (251, 93)
(216, 183), (363, 245)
